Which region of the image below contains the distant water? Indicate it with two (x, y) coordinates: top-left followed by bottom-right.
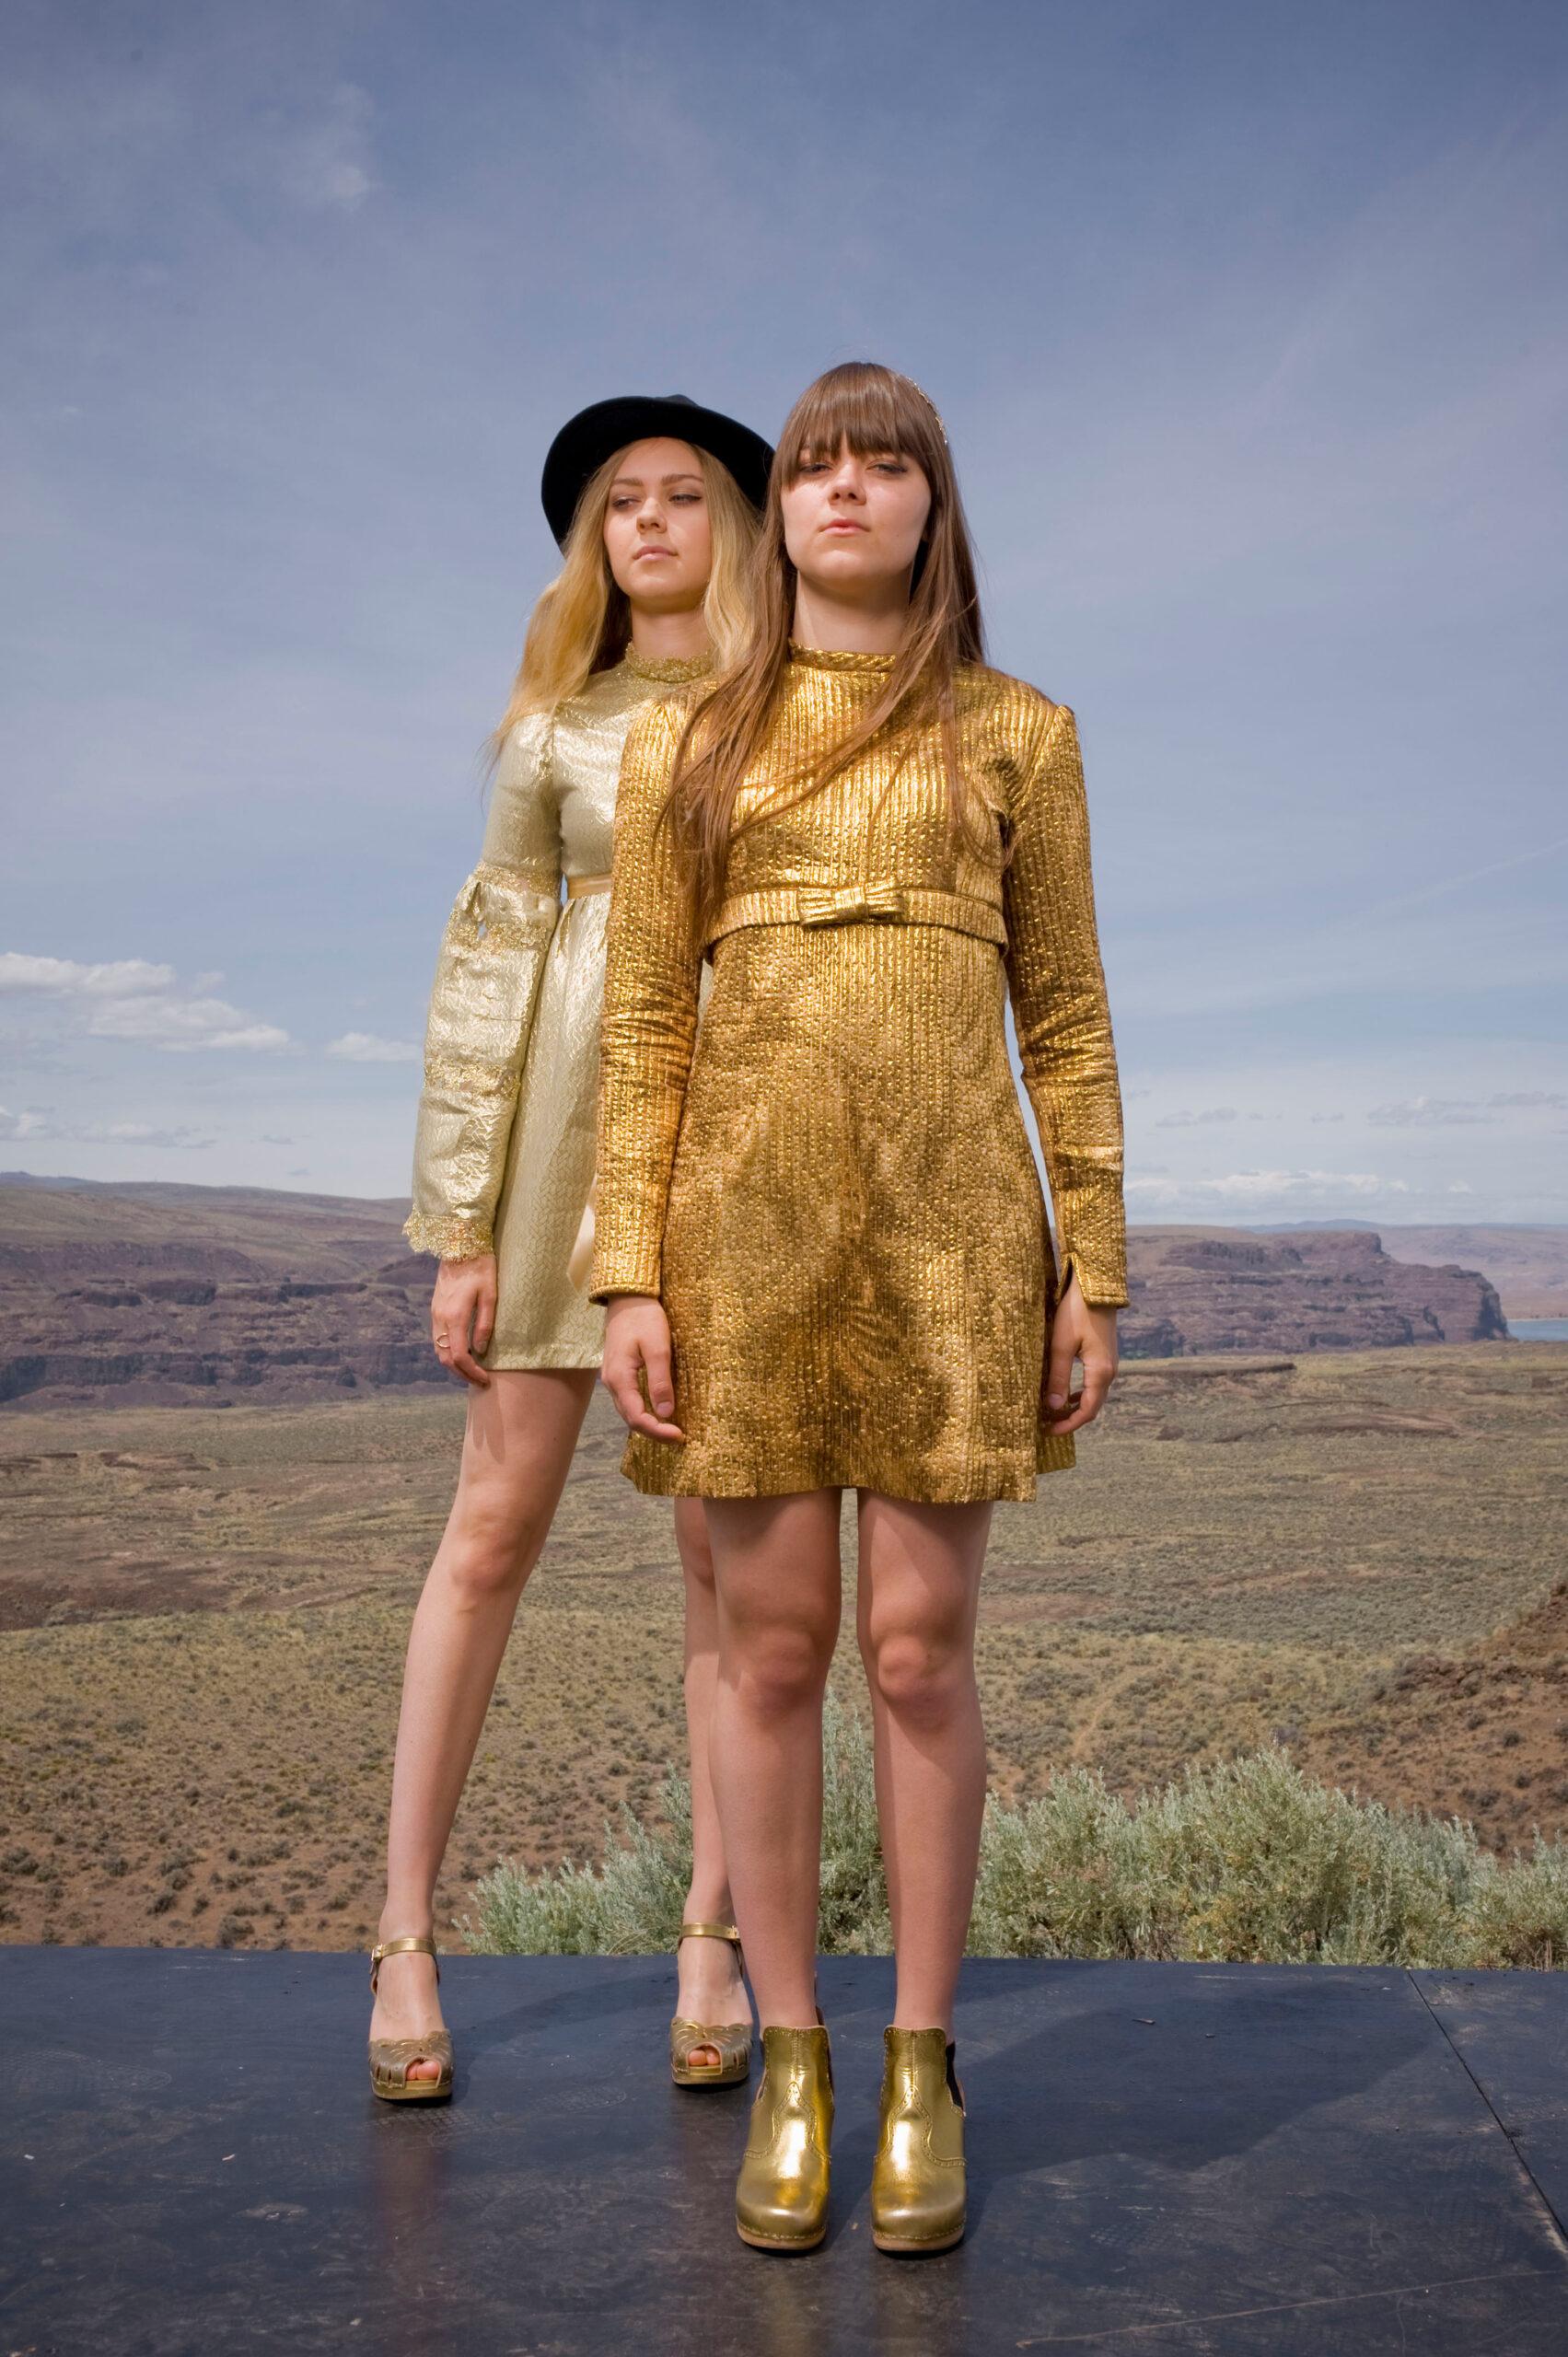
(1510, 1318), (1568, 1341)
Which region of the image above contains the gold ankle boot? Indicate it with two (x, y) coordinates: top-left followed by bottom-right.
(870, 2026), (966, 2255)
(735, 2023), (834, 2252)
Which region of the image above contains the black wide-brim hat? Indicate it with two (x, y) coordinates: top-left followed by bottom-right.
(540, 393), (773, 550)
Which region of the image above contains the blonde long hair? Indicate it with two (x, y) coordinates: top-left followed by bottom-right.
(487, 443), (760, 761)
(666, 363), (989, 932)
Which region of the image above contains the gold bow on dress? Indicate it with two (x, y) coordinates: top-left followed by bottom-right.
(796, 880), (909, 926)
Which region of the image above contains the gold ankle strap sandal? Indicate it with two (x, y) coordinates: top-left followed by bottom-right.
(367, 1933), (454, 2103)
(670, 1921), (753, 2088)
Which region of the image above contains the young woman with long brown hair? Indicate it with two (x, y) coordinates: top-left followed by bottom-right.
(368, 396), (772, 2103)
(589, 364), (1127, 2252)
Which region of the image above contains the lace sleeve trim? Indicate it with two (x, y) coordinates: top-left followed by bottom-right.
(402, 1209), (494, 1260)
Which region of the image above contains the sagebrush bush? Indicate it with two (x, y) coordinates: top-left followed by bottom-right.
(462, 1699), (1568, 1969)
(462, 1764), (695, 1956)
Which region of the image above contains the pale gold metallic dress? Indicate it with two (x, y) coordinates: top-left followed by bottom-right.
(588, 645), (1128, 1503)
(404, 649), (711, 1367)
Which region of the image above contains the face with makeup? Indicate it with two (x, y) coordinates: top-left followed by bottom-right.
(780, 438), (933, 604)
(600, 436), (714, 613)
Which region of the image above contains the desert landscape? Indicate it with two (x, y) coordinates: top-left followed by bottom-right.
(2, 1173), (1564, 1957)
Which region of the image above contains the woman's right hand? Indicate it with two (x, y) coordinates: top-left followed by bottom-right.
(600, 1295), (686, 1441)
(431, 1253), (498, 1387)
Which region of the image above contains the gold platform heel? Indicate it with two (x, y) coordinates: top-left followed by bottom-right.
(736, 2021), (834, 2252)
(367, 1934), (454, 2104)
(670, 1920), (752, 2088)
(870, 2026), (966, 2254)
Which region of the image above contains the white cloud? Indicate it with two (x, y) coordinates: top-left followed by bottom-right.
(1367, 1097), (1493, 1128)
(1488, 1090), (1567, 1111)
(0, 953), (174, 996)
(0, 1107), (215, 1149)
(79, 1120), (216, 1148)
(326, 1031), (419, 1063)
(1128, 1168), (1410, 1211)
(0, 948), (289, 1054)
(87, 995), (289, 1052)
(1154, 1106), (1238, 1129)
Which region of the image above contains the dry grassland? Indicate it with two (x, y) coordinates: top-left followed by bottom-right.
(1, 1341), (1563, 1953)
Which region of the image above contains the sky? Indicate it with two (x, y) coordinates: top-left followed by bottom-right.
(3, 0), (1565, 1225)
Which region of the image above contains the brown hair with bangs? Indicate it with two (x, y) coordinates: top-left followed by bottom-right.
(666, 362), (988, 932)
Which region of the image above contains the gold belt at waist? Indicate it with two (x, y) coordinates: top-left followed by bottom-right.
(564, 872), (612, 899)
(704, 880), (1007, 951)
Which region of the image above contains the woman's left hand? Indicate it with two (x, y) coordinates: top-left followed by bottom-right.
(1043, 1272), (1119, 1434)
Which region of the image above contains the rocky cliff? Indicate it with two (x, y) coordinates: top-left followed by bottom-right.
(1119, 1225), (1508, 1360)
(0, 1262), (439, 1407)
(1370, 1225), (1568, 1321)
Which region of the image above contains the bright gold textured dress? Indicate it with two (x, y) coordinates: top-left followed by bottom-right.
(588, 644), (1128, 1503)
(404, 649), (710, 1365)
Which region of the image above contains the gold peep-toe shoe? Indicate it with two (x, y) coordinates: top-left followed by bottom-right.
(669, 1920), (752, 2088)
(367, 1934), (454, 2104)
(736, 2021), (834, 2252)
(870, 2026), (966, 2254)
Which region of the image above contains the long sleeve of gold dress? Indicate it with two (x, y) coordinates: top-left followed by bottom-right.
(589, 644), (1128, 1501)
(404, 649), (710, 1366)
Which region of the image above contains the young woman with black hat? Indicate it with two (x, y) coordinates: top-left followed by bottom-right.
(591, 363), (1126, 2251)
(367, 396), (772, 2105)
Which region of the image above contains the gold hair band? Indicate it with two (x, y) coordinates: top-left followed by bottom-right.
(892, 370), (948, 447)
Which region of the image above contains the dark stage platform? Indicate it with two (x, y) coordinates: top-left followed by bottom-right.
(5, 1951), (1568, 2354)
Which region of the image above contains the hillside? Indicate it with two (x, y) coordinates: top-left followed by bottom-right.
(1295, 1577), (1568, 1853)
(0, 1178), (431, 1406)
(0, 1179), (1512, 1407)
(0, 1173), (409, 1281)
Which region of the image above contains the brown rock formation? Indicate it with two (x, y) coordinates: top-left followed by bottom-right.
(1372, 1225), (1568, 1321)
(0, 1178), (439, 1408)
(1121, 1226), (1507, 1359)
(0, 1258), (442, 1408)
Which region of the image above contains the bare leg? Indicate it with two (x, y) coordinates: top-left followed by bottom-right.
(371, 1367), (595, 2075)
(671, 1497), (751, 2065)
(856, 1492), (992, 2036)
(704, 1491), (842, 2031)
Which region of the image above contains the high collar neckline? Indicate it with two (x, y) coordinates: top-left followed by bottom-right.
(622, 646), (713, 683)
(787, 641), (899, 675)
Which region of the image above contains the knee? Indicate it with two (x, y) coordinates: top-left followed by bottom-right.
(730, 1623), (830, 1721)
(865, 1627), (969, 1727)
(442, 1492), (547, 1602)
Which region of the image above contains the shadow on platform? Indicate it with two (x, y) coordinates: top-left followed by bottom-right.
(4, 1951), (1567, 2353)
